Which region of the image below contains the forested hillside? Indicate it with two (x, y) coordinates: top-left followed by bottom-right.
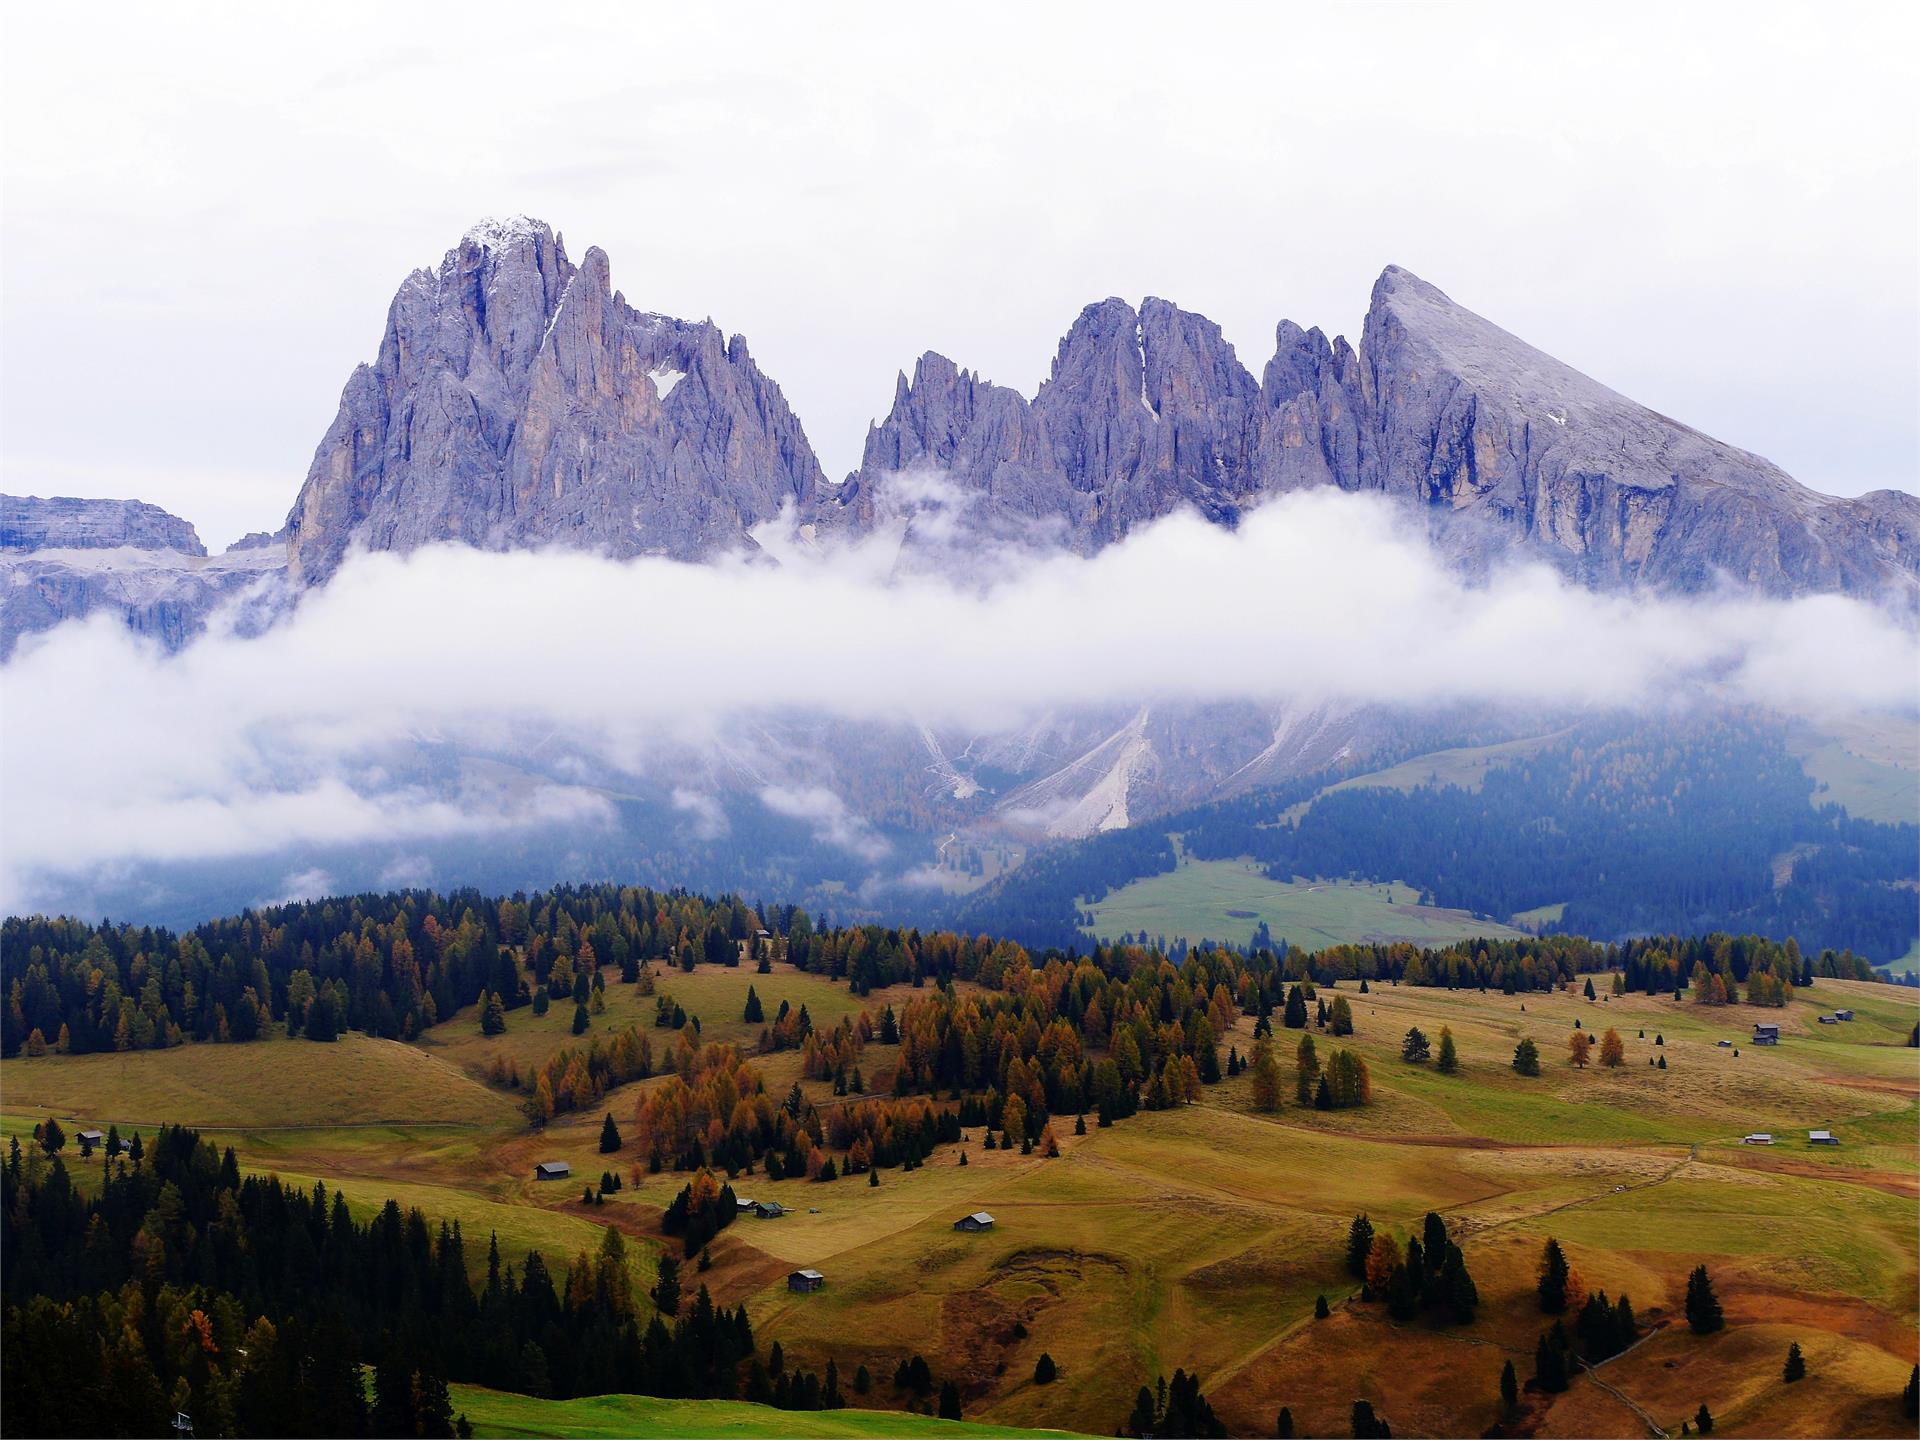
(957, 716), (1918, 961)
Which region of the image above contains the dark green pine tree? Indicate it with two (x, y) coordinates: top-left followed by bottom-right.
(1538, 1239), (1571, 1313)
(1276, 1406), (1295, 1438)
(1684, 1265), (1723, 1334)
(1783, 1342), (1805, 1383)
(599, 1113), (622, 1153)
(938, 1380), (961, 1420)
(1346, 1214), (1375, 1278)
(1902, 1364), (1918, 1419)
(1386, 1263), (1419, 1321)
(1499, 1359), (1519, 1419)
(1534, 1328), (1570, 1393)
(1695, 1402), (1714, 1434)
(1442, 1245), (1478, 1322)
(652, 1252), (681, 1317)
(1350, 1398), (1391, 1437)
(1284, 984), (1309, 1029)
(1315, 1294), (1331, 1320)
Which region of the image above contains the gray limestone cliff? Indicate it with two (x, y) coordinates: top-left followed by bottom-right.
(285, 216), (831, 586)
(853, 267), (1920, 600)
(0, 496), (285, 658)
(1, 495), (207, 555)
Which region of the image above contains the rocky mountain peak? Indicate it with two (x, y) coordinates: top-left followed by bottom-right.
(284, 218), (830, 586)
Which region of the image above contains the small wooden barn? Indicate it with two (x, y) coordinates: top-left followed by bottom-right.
(533, 1160), (572, 1181)
(953, 1212), (996, 1232)
(788, 1268), (825, 1293)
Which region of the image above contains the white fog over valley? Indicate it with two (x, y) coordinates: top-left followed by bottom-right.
(2, 490), (1914, 914)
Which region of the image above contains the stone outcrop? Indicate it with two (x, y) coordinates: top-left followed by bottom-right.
(1, 495), (207, 555)
(285, 216), (830, 586)
(0, 497), (285, 658)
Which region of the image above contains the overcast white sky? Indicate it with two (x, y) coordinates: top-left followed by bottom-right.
(2, 2), (1916, 549)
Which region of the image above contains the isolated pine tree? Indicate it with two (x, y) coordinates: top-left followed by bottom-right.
(599, 1113), (622, 1153)
(1685, 1265), (1723, 1334)
(1513, 1038), (1541, 1076)
(1695, 1403), (1714, 1434)
(1499, 1359), (1519, 1419)
(1783, 1342), (1805, 1382)
(1350, 1398), (1391, 1437)
(1436, 1026), (1458, 1074)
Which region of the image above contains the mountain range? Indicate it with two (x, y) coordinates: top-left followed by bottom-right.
(4, 217), (1916, 910)
(6, 215), (1915, 654)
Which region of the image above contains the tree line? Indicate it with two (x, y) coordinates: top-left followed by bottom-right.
(1, 1125), (852, 1437)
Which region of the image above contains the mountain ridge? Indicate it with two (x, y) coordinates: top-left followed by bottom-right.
(5, 215), (1916, 662)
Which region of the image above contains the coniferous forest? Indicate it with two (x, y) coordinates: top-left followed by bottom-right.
(958, 716), (1918, 960)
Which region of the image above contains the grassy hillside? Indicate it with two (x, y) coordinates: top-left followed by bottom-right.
(449, 1385), (1078, 1437)
(7, 963), (1915, 1439)
(1278, 729), (1574, 822)
(0, 1029), (520, 1130)
(1791, 713), (1919, 826)
(1083, 860), (1525, 950)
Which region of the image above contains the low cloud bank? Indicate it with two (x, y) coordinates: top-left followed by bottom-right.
(2, 490), (1914, 912)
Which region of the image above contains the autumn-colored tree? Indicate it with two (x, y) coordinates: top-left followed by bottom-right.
(1001, 1092), (1029, 1145)
(1295, 1033), (1320, 1104)
(1436, 1026), (1458, 1074)
(1365, 1232), (1402, 1297)
(1599, 1028), (1624, 1067)
(1249, 1036), (1282, 1112)
(1568, 1031), (1593, 1068)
